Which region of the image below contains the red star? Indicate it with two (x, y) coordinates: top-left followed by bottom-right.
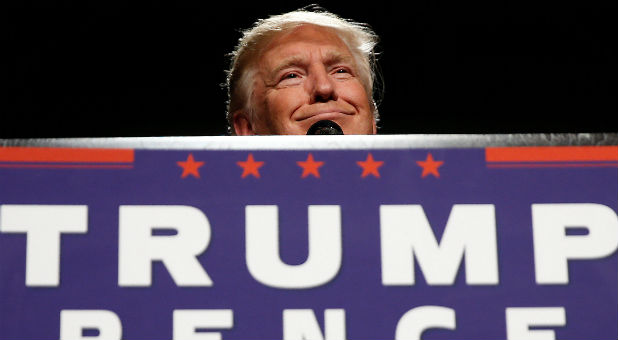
(297, 153), (324, 178)
(416, 153), (444, 178)
(237, 153), (264, 178)
(177, 153), (204, 178)
(357, 153), (384, 178)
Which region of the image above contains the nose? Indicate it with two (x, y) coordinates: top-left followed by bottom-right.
(309, 66), (337, 103)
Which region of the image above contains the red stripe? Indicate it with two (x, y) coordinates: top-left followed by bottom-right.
(486, 146), (618, 162)
(487, 162), (618, 168)
(0, 164), (133, 169)
(0, 147), (134, 163)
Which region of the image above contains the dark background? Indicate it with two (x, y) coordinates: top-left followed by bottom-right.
(4, 0), (616, 137)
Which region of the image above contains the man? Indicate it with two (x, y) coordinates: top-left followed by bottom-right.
(225, 8), (381, 135)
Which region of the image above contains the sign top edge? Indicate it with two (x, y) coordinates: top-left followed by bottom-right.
(1, 134), (617, 150)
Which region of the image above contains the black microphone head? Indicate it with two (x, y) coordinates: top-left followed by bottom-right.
(306, 120), (344, 135)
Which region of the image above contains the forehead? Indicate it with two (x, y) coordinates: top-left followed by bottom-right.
(258, 24), (353, 67)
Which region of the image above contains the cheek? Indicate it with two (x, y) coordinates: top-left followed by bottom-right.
(265, 88), (305, 120)
(340, 81), (372, 112)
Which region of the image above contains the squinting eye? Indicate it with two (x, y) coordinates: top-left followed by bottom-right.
(332, 67), (353, 79)
(278, 72), (303, 85)
(281, 72), (302, 81)
(277, 72), (303, 86)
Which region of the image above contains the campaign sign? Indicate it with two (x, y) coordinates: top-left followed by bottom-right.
(0, 138), (617, 339)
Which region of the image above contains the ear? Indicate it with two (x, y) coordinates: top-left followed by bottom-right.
(232, 111), (255, 136)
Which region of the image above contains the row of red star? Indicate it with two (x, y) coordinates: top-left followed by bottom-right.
(177, 153), (444, 179)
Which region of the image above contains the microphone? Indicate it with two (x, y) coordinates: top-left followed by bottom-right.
(306, 120), (344, 135)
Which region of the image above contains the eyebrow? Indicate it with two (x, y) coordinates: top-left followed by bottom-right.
(270, 55), (307, 77)
(323, 51), (355, 67)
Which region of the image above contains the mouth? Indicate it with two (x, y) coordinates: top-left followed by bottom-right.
(295, 111), (353, 122)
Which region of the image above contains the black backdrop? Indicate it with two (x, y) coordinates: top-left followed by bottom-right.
(5, 1), (616, 137)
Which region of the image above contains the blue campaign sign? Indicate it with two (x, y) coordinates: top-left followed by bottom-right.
(0, 136), (617, 340)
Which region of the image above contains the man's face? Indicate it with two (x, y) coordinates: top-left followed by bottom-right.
(233, 25), (377, 135)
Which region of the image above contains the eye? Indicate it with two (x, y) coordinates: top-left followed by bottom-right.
(278, 71), (303, 86)
(332, 67), (353, 79)
(281, 71), (303, 80)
